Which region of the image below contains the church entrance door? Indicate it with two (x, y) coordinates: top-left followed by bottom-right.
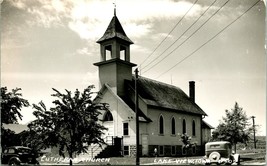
(103, 121), (114, 144)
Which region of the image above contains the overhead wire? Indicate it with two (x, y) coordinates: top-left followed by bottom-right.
(141, 0), (217, 71)
(142, 0), (230, 74)
(139, 0), (199, 69)
(155, 0), (261, 79)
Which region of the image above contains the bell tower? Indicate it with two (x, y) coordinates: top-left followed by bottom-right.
(94, 9), (136, 96)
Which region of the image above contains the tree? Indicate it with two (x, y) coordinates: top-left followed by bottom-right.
(1, 87), (30, 125)
(1, 87), (30, 150)
(27, 85), (107, 165)
(1, 128), (21, 148)
(180, 133), (196, 163)
(212, 102), (253, 152)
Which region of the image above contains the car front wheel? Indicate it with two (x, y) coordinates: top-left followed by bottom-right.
(8, 158), (21, 166)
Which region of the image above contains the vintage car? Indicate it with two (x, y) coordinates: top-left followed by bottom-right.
(203, 141), (240, 165)
(1, 146), (40, 165)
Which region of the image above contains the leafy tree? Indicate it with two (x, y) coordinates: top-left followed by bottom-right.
(1, 87), (30, 125)
(212, 102), (253, 152)
(180, 133), (197, 163)
(27, 86), (107, 165)
(1, 128), (22, 150)
(180, 133), (196, 154)
(1, 87), (30, 150)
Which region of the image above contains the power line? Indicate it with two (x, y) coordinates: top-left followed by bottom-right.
(142, 0), (230, 74)
(155, 0), (261, 79)
(141, 0), (217, 71)
(139, 0), (199, 69)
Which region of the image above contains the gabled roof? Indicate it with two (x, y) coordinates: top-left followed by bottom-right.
(97, 15), (133, 44)
(125, 76), (207, 116)
(94, 83), (151, 123)
(121, 96), (152, 123)
(202, 120), (214, 129)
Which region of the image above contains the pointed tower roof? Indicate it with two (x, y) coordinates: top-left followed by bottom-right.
(97, 14), (133, 44)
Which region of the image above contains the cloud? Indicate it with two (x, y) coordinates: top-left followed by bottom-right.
(7, 0), (204, 40)
(115, 0), (202, 21)
(76, 47), (96, 56)
(124, 23), (152, 38)
(67, 0), (203, 39)
(68, 20), (105, 40)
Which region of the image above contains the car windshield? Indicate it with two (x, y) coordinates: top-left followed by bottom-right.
(17, 148), (31, 153)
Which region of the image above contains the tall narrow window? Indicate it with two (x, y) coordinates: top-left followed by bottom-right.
(171, 117), (176, 135)
(123, 123), (129, 135)
(182, 146), (186, 155)
(171, 146), (176, 156)
(159, 146), (164, 156)
(105, 45), (112, 60)
(192, 120), (196, 136)
(159, 115), (164, 135)
(103, 111), (113, 121)
(192, 146), (196, 154)
(183, 119), (186, 134)
(120, 45), (126, 60)
(124, 146), (129, 156)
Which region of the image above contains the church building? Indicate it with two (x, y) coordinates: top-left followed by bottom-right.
(91, 10), (213, 157)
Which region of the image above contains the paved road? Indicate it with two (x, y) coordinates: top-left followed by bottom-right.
(241, 162), (266, 165)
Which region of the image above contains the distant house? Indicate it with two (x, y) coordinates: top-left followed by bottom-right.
(202, 120), (214, 144)
(85, 12), (213, 158)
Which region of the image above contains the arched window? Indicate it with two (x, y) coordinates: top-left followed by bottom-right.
(159, 115), (164, 134)
(103, 111), (113, 121)
(171, 117), (176, 135)
(183, 119), (186, 134)
(192, 120), (196, 136)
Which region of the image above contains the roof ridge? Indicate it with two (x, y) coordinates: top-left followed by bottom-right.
(138, 75), (183, 91)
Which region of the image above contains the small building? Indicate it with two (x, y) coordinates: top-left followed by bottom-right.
(91, 11), (212, 157)
(202, 120), (214, 145)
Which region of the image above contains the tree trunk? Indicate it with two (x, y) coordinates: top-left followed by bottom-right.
(69, 152), (73, 166)
(69, 159), (72, 166)
(234, 143), (236, 153)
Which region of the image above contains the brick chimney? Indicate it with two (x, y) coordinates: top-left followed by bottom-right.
(189, 81), (195, 102)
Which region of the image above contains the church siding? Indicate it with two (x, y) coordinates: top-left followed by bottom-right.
(146, 108), (200, 144)
(99, 88), (203, 156)
(99, 87), (136, 145)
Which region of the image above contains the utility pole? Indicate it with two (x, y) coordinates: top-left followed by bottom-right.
(251, 116), (256, 149)
(135, 68), (140, 165)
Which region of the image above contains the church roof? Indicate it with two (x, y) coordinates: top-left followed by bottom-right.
(202, 120), (214, 129)
(125, 76), (207, 116)
(97, 15), (133, 44)
(95, 83), (152, 123)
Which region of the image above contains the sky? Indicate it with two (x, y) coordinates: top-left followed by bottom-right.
(1, 0), (266, 136)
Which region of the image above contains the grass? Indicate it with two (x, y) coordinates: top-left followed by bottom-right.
(235, 148), (266, 164)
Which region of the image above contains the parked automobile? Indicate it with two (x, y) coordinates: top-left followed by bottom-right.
(1, 146), (41, 165)
(203, 141), (240, 165)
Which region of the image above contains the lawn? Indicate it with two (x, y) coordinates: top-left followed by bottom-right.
(238, 149), (266, 164)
